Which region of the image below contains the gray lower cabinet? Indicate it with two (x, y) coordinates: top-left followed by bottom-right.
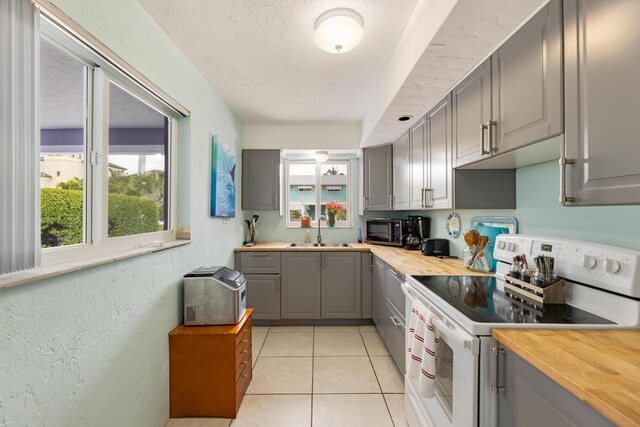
(497, 346), (615, 427)
(563, 0), (640, 206)
(385, 301), (406, 373)
(244, 274), (280, 320)
(281, 252), (322, 319)
(426, 94), (453, 209)
(385, 265), (406, 319)
(372, 255), (386, 332)
(452, 59), (492, 167)
(392, 131), (410, 210)
(235, 252), (281, 320)
(361, 253), (373, 319)
(492, 0), (563, 154)
(241, 149), (280, 211)
(363, 144), (393, 211)
(321, 252), (362, 318)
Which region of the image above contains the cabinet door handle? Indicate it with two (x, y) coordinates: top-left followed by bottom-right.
(491, 346), (506, 394)
(421, 188), (425, 208)
(487, 120), (497, 154)
(559, 157), (576, 205)
(363, 196), (368, 210)
(389, 194), (394, 210)
(275, 195), (279, 210)
(317, 253), (321, 269)
(276, 275), (280, 293)
(390, 316), (403, 327)
(481, 123), (489, 155)
(369, 253), (374, 269)
(424, 189), (434, 208)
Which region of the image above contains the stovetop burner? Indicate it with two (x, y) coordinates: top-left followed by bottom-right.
(410, 275), (615, 325)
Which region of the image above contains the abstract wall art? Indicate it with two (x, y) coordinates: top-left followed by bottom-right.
(210, 135), (236, 218)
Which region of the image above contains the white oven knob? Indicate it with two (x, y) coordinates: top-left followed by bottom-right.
(497, 241), (506, 250)
(582, 255), (597, 270)
(603, 259), (621, 274)
(507, 243), (516, 252)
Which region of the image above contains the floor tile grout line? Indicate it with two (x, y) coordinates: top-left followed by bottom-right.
(362, 327), (398, 427)
(311, 325), (315, 427)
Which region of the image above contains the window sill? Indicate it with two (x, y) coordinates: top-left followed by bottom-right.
(0, 239), (191, 290)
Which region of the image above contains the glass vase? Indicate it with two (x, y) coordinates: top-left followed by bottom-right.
(327, 212), (336, 227)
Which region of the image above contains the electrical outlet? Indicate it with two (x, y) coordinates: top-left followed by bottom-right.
(222, 217), (229, 224)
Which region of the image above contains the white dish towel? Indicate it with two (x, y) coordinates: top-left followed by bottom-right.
(407, 298), (438, 398)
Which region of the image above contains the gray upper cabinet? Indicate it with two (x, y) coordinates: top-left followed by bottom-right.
(409, 117), (428, 209)
(491, 0), (563, 154)
(392, 131), (410, 210)
(426, 94), (453, 209)
(281, 252), (322, 319)
(244, 274), (281, 320)
(241, 149), (280, 211)
(563, 0), (640, 206)
(453, 59), (492, 167)
(363, 144), (393, 210)
(497, 346), (615, 427)
(321, 252), (362, 319)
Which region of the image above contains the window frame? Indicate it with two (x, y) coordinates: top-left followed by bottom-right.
(285, 159), (352, 228)
(39, 17), (179, 267)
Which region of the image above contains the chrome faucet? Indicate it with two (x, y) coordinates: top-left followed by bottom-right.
(317, 215), (327, 244)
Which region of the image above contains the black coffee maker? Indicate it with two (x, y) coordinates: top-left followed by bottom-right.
(403, 216), (430, 250)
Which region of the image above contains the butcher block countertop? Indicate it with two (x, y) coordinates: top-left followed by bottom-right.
(493, 329), (640, 427)
(234, 242), (487, 276)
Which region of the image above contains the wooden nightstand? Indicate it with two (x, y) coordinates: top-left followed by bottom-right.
(169, 308), (253, 418)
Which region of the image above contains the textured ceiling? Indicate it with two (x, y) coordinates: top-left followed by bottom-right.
(138, 0), (418, 124)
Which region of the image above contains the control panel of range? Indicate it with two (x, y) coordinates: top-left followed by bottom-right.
(494, 235), (640, 298)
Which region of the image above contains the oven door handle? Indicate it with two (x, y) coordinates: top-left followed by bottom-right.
(402, 282), (478, 355)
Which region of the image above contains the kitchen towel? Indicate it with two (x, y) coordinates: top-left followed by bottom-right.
(407, 298), (438, 398)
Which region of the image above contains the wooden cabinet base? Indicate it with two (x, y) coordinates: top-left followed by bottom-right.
(169, 309), (253, 418)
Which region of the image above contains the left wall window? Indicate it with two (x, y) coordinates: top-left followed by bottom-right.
(38, 17), (179, 267)
(40, 39), (89, 248)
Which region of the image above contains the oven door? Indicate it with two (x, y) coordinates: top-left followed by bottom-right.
(402, 282), (480, 427)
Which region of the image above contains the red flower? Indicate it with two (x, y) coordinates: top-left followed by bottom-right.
(326, 200), (344, 215)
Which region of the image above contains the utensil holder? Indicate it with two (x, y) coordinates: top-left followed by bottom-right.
(504, 275), (565, 313)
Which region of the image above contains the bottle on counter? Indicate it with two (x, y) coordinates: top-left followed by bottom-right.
(305, 229), (311, 243)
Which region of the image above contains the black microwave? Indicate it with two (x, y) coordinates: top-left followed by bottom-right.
(365, 218), (407, 247)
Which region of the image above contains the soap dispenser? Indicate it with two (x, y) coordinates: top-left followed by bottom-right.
(305, 229), (311, 243)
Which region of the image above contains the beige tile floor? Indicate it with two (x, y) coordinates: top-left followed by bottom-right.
(166, 325), (407, 427)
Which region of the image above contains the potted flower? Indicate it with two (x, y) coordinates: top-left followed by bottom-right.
(325, 200), (344, 228)
(300, 200), (311, 228)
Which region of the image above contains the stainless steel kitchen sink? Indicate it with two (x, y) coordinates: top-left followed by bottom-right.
(287, 242), (321, 247)
(287, 242), (352, 248)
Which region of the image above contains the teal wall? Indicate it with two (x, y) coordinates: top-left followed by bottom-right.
(411, 161), (640, 256)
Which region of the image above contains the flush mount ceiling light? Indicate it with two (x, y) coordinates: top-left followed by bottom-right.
(314, 151), (329, 162)
(314, 8), (364, 54)
(398, 115), (413, 122)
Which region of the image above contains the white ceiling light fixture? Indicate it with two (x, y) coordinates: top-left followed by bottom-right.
(314, 151), (329, 162)
(314, 8), (364, 54)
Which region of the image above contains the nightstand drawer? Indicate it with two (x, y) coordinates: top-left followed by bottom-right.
(235, 318), (252, 349)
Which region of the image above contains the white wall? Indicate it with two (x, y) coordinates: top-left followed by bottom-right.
(243, 124), (360, 150)
(0, 0), (244, 426)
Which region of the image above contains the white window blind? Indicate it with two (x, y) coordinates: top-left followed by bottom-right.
(0, 0), (40, 274)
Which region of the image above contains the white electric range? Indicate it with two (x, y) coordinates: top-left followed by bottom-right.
(402, 235), (640, 427)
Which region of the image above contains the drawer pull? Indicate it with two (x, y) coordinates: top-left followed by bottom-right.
(243, 339), (248, 343)
(243, 374), (248, 378)
(251, 253), (268, 257)
(243, 349), (248, 354)
(243, 360), (248, 365)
